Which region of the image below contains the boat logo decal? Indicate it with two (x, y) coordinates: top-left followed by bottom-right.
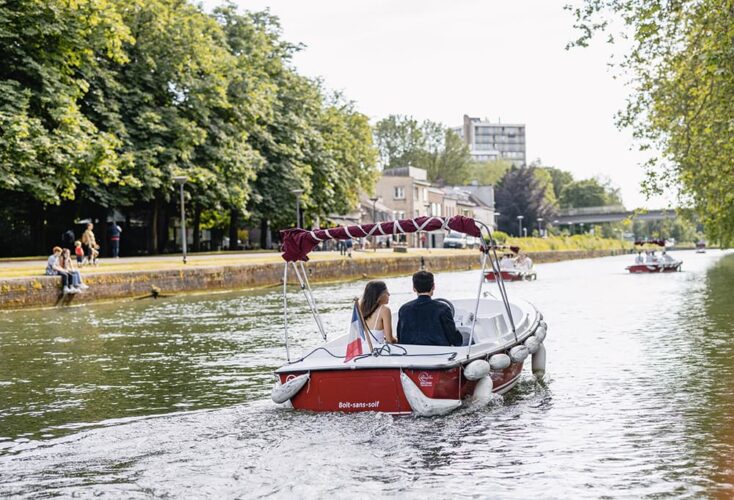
(338, 401), (380, 410)
(418, 371), (433, 387)
(285, 374), (297, 382)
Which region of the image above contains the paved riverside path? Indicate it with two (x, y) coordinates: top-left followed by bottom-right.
(0, 248), (473, 280)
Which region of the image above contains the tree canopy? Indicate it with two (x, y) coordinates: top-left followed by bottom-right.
(0, 0), (378, 254)
(373, 114), (471, 186)
(569, 0), (734, 245)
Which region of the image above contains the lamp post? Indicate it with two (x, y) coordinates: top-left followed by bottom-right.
(493, 212), (501, 230)
(369, 196), (380, 252)
(291, 189), (304, 228)
(537, 217), (543, 237)
(516, 215), (524, 237)
(172, 176), (188, 264)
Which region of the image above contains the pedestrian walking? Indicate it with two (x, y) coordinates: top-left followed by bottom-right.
(109, 221), (122, 258)
(81, 223), (100, 265)
(61, 228), (75, 253)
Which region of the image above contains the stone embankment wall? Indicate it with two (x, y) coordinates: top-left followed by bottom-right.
(0, 249), (626, 310)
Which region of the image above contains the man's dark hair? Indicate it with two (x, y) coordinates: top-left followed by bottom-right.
(412, 271), (434, 293)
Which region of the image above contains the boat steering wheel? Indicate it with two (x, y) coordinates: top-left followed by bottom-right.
(435, 298), (456, 318)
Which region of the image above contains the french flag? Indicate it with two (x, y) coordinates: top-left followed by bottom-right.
(344, 302), (366, 363)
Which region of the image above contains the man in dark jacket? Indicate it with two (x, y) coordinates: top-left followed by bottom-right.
(397, 271), (463, 346)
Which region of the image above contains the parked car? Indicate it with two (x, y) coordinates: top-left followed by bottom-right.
(443, 231), (470, 249)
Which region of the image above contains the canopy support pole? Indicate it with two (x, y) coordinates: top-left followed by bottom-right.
(291, 261), (327, 341)
(475, 221), (517, 343)
(282, 263), (291, 362)
(466, 251), (488, 358)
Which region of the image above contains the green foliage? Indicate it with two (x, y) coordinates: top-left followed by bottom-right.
(468, 160), (511, 186)
(569, 0), (734, 246)
(542, 167), (574, 201)
(495, 167), (558, 236)
(0, 0), (378, 252)
(0, 0), (134, 204)
(559, 177), (622, 208)
(373, 114), (471, 186)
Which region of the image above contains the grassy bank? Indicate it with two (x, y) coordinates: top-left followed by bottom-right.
(498, 234), (633, 252)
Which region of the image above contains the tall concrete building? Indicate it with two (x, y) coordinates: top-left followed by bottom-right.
(454, 114), (526, 166)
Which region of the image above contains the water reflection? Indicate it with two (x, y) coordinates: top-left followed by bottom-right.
(0, 251), (733, 497)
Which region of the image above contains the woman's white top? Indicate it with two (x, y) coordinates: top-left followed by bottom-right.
(368, 305), (385, 344)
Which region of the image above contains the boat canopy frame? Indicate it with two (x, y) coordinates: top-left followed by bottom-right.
(278, 215), (517, 363)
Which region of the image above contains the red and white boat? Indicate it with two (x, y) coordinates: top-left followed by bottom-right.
(626, 240), (682, 273)
(271, 216), (548, 416)
(484, 246), (537, 282)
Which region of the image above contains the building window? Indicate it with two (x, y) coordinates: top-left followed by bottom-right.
(394, 186), (405, 199)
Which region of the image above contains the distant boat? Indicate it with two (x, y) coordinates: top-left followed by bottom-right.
(627, 240), (682, 273)
(696, 241), (706, 253)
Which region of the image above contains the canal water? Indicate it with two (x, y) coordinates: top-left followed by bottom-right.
(1, 251), (733, 498)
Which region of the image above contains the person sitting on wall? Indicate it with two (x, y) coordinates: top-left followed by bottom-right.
(397, 271), (463, 347)
(46, 246), (75, 294)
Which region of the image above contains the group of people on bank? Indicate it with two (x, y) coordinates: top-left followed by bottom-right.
(45, 222), (122, 294)
(357, 271), (463, 347)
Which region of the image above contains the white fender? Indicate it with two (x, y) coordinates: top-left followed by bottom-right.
(489, 353), (511, 371)
(271, 373), (309, 404)
(532, 343), (546, 379)
(509, 345), (529, 363)
(535, 324), (547, 343)
(471, 376), (494, 405)
(524, 335), (540, 354)
(464, 359), (490, 381)
(400, 372), (461, 417)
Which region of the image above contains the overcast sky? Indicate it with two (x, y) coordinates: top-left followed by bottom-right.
(203, 0), (667, 209)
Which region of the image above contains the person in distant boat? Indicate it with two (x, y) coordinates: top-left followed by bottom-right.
(646, 251), (658, 264)
(661, 251), (675, 263)
(500, 253), (515, 269)
(397, 271), (463, 347)
(635, 252), (644, 264)
(359, 280), (395, 344)
(516, 252), (533, 271)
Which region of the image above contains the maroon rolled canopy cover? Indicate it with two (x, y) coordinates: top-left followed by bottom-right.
(280, 215), (481, 262)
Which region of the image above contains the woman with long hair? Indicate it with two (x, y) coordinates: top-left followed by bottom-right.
(359, 280), (395, 344)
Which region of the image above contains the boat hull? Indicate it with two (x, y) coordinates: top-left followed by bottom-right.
(485, 270), (536, 282)
(626, 263), (682, 273)
(278, 361), (525, 414)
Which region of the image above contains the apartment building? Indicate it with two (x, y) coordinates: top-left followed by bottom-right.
(454, 114), (526, 166)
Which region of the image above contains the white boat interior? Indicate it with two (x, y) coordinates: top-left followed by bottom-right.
(276, 297), (540, 373)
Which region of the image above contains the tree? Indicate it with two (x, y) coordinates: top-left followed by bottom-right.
(495, 167), (557, 236)
(373, 115), (471, 185)
(543, 167), (574, 201)
(468, 160), (511, 186)
(559, 177), (622, 209)
(0, 0), (133, 205)
(373, 115), (424, 169)
(569, 0), (734, 245)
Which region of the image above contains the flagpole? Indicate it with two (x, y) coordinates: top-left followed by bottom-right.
(354, 297), (374, 352)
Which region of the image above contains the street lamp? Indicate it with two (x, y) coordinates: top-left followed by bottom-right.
(537, 217), (543, 237)
(291, 189), (304, 228)
(172, 176), (188, 264)
(516, 215), (524, 237)
(369, 196), (380, 252)
(493, 212), (501, 230)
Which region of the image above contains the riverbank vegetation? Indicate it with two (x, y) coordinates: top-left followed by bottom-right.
(568, 0), (734, 246)
(491, 232), (631, 252)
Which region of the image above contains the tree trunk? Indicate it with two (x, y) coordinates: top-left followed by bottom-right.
(30, 199), (46, 255)
(193, 204), (202, 252)
(260, 218), (269, 249)
(149, 200), (158, 254)
(157, 201), (169, 254)
(229, 208), (239, 250)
